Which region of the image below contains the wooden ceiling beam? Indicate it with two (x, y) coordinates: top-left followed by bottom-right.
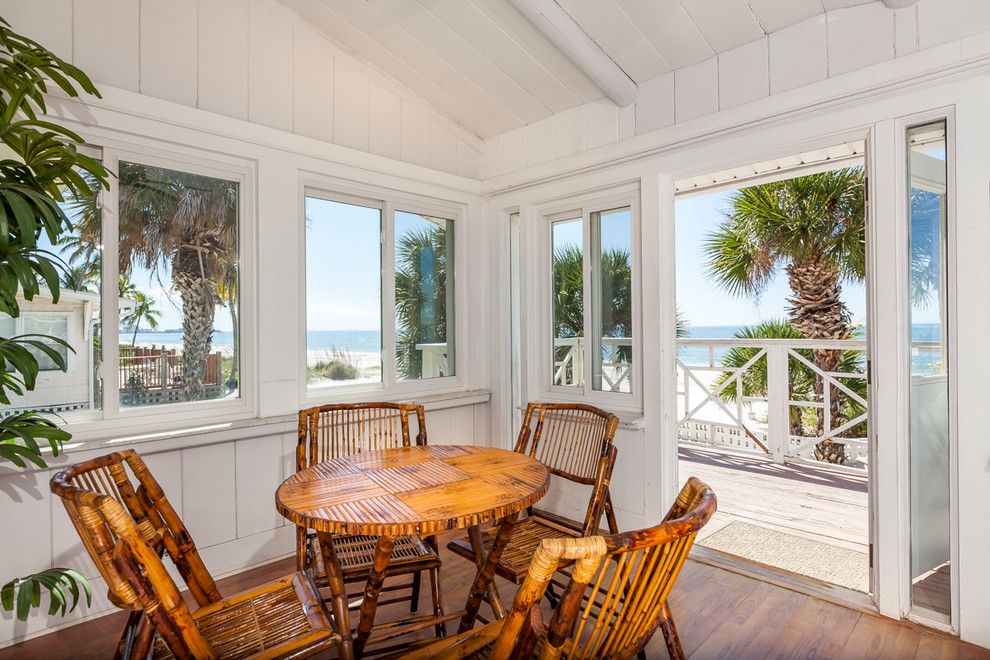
(508, 0), (638, 107)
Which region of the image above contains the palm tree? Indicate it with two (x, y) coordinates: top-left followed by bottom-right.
(215, 267), (238, 390)
(122, 291), (161, 347)
(74, 163), (237, 399)
(61, 264), (95, 292)
(704, 167), (865, 462)
(395, 225), (449, 379)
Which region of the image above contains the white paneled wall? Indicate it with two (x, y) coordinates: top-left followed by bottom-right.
(483, 0), (990, 178)
(0, 402), (490, 646)
(0, 0), (482, 178)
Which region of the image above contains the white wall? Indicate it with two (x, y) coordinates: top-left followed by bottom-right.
(0, 0), (482, 179)
(482, 0), (990, 179)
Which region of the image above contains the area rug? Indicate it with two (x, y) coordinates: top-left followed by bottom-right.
(698, 521), (870, 592)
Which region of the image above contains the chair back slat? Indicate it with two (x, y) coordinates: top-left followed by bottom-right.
(52, 464), (213, 658)
(297, 402), (427, 470)
(515, 403), (618, 485)
(491, 477), (717, 660)
(50, 450), (221, 610)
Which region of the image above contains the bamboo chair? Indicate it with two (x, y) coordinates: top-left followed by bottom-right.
(447, 403), (620, 591)
(50, 450), (342, 659)
(405, 477), (716, 660)
(297, 403), (446, 635)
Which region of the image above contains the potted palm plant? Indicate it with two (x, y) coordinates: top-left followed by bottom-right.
(0, 17), (109, 620)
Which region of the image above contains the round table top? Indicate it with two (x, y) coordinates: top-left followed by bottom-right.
(275, 444), (551, 536)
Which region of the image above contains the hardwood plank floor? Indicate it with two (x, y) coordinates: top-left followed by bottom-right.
(1, 531), (984, 659)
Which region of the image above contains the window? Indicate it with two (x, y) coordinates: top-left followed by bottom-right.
(304, 191), (458, 394)
(552, 217), (583, 388)
(547, 198), (637, 402)
(116, 161), (240, 408)
(906, 120), (952, 621)
(305, 197), (383, 388)
(394, 211), (454, 380)
(23, 314), (70, 371)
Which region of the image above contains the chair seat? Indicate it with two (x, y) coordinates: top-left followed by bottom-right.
(153, 572), (339, 659)
(310, 533), (441, 581)
(446, 515), (581, 584)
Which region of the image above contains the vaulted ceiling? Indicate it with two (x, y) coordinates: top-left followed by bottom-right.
(281, 0), (879, 139)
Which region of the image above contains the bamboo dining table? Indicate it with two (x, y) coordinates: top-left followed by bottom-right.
(275, 444), (551, 659)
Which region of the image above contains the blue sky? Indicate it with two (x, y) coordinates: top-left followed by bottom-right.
(675, 190), (868, 328)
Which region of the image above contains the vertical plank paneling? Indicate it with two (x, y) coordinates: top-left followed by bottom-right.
(401, 101), (432, 167)
(456, 140), (481, 179)
(370, 82), (403, 161)
(0, 470), (52, 578)
(73, 0), (139, 91)
(827, 3), (894, 77)
(181, 443), (236, 548)
(768, 15), (827, 95)
(526, 116), (554, 168)
(448, 404), (475, 445)
(430, 121), (458, 174)
(235, 436), (284, 537)
(553, 106), (584, 159)
(635, 72), (675, 136)
(333, 55), (371, 152)
(248, 0), (293, 131)
(675, 57), (718, 122)
(292, 25), (333, 142)
(0, 0), (72, 61)
(198, 0), (249, 120)
(718, 39), (770, 111)
(140, 0), (198, 106)
(584, 99), (619, 151)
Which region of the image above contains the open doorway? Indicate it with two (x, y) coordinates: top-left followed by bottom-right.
(673, 142), (873, 594)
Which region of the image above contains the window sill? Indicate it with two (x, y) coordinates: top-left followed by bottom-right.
(3, 389), (492, 475)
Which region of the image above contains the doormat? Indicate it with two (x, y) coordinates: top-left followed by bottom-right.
(698, 521), (869, 592)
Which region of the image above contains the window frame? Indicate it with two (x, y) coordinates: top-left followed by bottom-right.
(300, 177), (466, 404)
(50, 142), (259, 437)
(538, 185), (642, 412)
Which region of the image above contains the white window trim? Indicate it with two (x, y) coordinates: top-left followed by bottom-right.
(537, 184), (643, 412)
(299, 177), (467, 405)
(53, 141), (258, 440)
(3, 311), (75, 373)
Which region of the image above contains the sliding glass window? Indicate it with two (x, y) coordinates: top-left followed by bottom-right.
(906, 120), (951, 621)
(305, 197), (383, 390)
(591, 207), (633, 393)
(551, 217), (584, 389)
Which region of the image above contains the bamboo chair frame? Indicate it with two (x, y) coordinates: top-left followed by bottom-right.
(406, 477), (716, 660)
(50, 450), (341, 659)
(447, 403), (620, 588)
(296, 402), (446, 635)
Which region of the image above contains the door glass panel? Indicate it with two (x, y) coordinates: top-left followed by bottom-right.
(907, 120), (951, 620)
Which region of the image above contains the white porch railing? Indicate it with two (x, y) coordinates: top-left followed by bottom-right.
(552, 337), (632, 392)
(677, 338), (870, 469)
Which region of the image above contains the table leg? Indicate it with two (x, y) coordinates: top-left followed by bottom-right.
(316, 532), (354, 660)
(459, 511), (520, 633)
(353, 534), (396, 658)
(467, 525), (506, 620)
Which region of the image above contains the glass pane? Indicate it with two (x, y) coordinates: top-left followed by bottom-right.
(23, 315), (70, 371)
(118, 161), (239, 407)
(552, 218), (583, 388)
(1, 169), (102, 415)
(907, 121), (951, 619)
(395, 211), (454, 380)
(305, 197), (382, 389)
(592, 207), (633, 393)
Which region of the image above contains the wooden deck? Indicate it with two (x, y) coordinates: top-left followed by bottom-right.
(1, 531), (984, 659)
(680, 445), (871, 591)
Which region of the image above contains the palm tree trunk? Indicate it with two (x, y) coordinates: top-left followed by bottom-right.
(227, 290), (238, 390)
(131, 319), (140, 347)
(173, 251), (216, 401)
(786, 257), (853, 464)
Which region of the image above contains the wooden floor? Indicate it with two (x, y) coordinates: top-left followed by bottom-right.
(680, 445), (870, 553)
(1, 531), (985, 659)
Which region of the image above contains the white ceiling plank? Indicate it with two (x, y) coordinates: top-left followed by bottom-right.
(320, 0), (528, 132)
(822, 0), (874, 9)
(283, 0), (503, 137)
(617, 0), (715, 69)
(418, 0), (584, 115)
(748, 0), (825, 33)
(466, 0), (603, 102)
(556, 0), (671, 83)
(369, 0), (554, 122)
(679, 0), (765, 53)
